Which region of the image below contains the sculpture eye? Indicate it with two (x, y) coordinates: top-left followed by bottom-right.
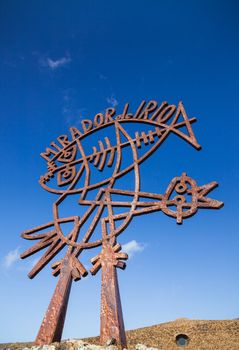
(57, 165), (76, 186)
(57, 145), (77, 163)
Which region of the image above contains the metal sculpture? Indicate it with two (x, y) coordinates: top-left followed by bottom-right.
(21, 100), (223, 348)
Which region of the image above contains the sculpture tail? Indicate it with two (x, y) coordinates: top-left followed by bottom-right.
(169, 101), (201, 150)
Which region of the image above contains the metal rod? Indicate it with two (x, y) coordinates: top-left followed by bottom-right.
(100, 241), (127, 348)
(35, 258), (73, 345)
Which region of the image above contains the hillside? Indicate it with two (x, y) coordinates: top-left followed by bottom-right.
(1, 318), (239, 350)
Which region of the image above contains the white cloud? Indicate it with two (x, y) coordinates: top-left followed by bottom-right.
(99, 74), (107, 80)
(30, 257), (39, 268)
(61, 89), (87, 126)
(3, 247), (20, 268)
(16, 256), (40, 272)
(63, 107), (87, 127)
(41, 55), (71, 70)
(106, 95), (118, 108)
(122, 240), (145, 258)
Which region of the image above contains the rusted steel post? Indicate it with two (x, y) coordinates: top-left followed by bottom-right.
(35, 258), (72, 345)
(100, 242), (127, 348)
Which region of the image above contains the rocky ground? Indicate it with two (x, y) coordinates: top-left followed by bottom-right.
(1, 318), (239, 350)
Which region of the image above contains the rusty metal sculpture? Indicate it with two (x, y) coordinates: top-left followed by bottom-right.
(21, 100), (223, 348)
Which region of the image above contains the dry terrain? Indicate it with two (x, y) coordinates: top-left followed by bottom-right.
(1, 318), (239, 350)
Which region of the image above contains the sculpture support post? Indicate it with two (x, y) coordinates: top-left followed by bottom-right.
(35, 258), (72, 345)
(100, 241), (127, 348)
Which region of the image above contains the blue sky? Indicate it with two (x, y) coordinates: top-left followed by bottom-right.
(0, 0), (239, 343)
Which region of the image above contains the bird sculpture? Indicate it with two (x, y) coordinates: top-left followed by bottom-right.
(21, 100), (223, 347)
